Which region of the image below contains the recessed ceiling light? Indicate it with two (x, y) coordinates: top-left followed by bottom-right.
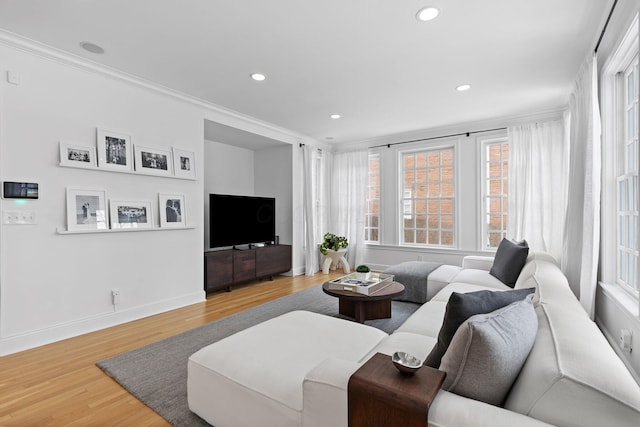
(456, 84), (471, 92)
(250, 73), (266, 81)
(79, 41), (104, 54)
(416, 7), (439, 22)
(330, 114), (341, 119)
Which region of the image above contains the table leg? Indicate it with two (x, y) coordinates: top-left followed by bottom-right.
(338, 298), (392, 323)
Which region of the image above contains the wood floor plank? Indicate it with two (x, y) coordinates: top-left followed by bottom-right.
(0, 271), (341, 426)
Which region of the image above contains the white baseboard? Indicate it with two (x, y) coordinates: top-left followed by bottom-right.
(369, 263), (391, 272)
(0, 291), (205, 356)
(291, 265), (306, 276)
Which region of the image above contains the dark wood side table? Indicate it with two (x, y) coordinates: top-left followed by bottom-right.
(348, 353), (446, 427)
(322, 281), (405, 323)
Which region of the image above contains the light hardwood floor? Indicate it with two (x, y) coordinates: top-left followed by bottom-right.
(0, 272), (340, 426)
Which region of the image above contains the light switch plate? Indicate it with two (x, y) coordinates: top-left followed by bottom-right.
(3, 210), (35, 224)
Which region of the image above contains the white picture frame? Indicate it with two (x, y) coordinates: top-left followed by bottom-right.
(96, 128), (133, 171)
(66, 188), (108, 231)
(159, 193), (186, 228)
(109, 200), (154, 229)
(59, 141), (97, 169)
(172, 147), (196, 179)
(134, 145), (174, 176)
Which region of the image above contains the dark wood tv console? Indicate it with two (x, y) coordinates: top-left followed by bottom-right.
(204, 244), (292, 293)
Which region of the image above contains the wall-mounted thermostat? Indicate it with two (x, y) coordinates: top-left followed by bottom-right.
(2, 181), (39, 199)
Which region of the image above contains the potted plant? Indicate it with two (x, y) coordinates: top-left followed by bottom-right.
(320, 233), (350, 274)
(319, 233), (348, 255)
(355, 264), (371, 280)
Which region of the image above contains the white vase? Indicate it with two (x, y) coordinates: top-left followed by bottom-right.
(356, 272), (371, 281)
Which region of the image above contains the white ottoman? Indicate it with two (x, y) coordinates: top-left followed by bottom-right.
(187, 310), (387, 427)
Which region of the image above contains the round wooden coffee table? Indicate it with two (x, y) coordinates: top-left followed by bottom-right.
(322, 281), (405, 323)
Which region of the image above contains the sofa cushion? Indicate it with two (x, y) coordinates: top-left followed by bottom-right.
(431, 281), (511, 303)
(426, 264), (464, 301)
(366, 331), (437, 362)
(490, 238), (529, 287)
(514, 253), (579, 310)
(424, 287), (535, 368)
(504, 302), (640, 427)
(448, 269), (511, 290)
(439, 295), (537, 406)
(393, 300), (447, 338)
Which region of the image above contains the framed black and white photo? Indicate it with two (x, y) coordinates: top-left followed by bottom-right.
(66, 188), (108, 231)
(159, 193), (186, 227)
(59, 141), (97, 169)
(96, 129), (133, 171)
(134, 145), (173, 176)
(109, 200), (154, 229)
(172, 148), (196, 179)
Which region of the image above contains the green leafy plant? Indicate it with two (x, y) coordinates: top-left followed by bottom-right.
(319, 233), (348, 255)
(356, 265), (371, 273)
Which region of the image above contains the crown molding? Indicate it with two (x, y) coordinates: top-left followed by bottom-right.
(0, 29), (313, 146)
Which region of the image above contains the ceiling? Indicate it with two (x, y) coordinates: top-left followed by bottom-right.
(0, 1), (610, 145)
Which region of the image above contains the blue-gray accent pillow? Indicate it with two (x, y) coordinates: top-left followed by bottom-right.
(489, 238), (529, 287)
(424, 287), (536, 368)
(439, 294), (538, 406)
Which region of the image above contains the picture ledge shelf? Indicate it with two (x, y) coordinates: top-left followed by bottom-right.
(56, 226), (196, 235)
(58, 162), (197, 180)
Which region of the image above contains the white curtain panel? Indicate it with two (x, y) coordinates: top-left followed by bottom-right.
(507, 119), (569, 264)
(563, 53), (602, 319)
(301, 145), (320, 276)
(329, 150), (368, 268)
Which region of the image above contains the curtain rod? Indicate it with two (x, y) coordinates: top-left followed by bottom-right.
(369, 127), (507, 149)
(595, 0), (619, 53)
(299, 143), (322, 152)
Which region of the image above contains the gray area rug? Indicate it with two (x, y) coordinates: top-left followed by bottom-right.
(97, 284), (419, 426)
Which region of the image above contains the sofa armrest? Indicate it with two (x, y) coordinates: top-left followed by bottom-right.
(303, 359), (555, 427)
(462, 255), (494, 271)
(303, 357), (360, 427)
(429, 390), (555, 427)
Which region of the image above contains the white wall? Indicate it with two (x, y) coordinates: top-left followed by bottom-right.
(0, 42), (205, 354)
(0, 34), (308, 354)
(255, 146), (293, 246)
(203, 140), (255, 250)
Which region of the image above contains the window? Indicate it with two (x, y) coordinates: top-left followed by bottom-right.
(482, 138), (509, 250)
(401, 147), (454, 246)
(365, 153), (380, 242)
(617, 55), (639, 294)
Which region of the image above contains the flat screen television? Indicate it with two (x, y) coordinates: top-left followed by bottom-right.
(209, 193), (275, 248)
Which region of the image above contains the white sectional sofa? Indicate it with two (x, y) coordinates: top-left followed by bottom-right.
(188, 252), (640, 427)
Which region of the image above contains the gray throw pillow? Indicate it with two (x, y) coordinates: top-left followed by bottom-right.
(439, 295), (538, 406)
(489, 238), (529, 287)
(423, 287), (535, 368)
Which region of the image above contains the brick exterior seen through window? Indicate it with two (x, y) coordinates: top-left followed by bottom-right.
(485, 142), (508, 248)
(366, 154), (380, 242)
(402, 148), (454, 246)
